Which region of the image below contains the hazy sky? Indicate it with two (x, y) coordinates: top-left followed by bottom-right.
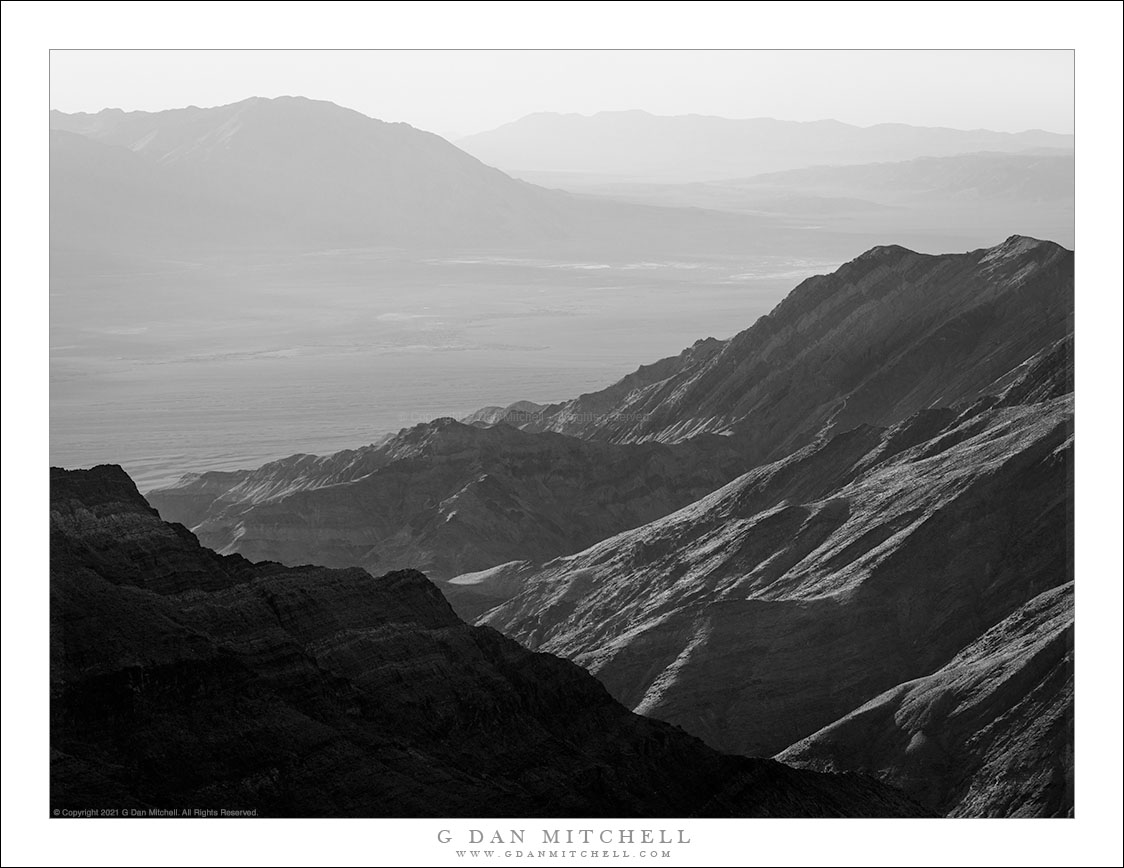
(50, 49), (1074, 139)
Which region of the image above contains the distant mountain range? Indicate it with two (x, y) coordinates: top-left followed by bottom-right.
(50, 97), (840, 257)
(147, 236), (1074, 816)
(50, 98), (1074, 257)
(528, 151), (1075, 247)
(51, 464), (927, 817)
(50, 97), (567, 251)
(730, 151), (1074, 201)
(457, 110), (1074, 182)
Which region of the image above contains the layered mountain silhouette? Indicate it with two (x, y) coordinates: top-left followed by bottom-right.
(50, 98), (836, 257)
(729, 151), (1074, 202)
(146, 235), (1073, 817)
(466, 236), (1072, 461)
(537, 152), (1075, 249)
(457, 110), (1074, 181)
(478, 348), (1072, 817)
(50, 465), (927, 817)
(50, 98), (561, 251)
(51, 98), (1076, 265)
(147, 420), (749, 609)
(149, 235), (1073, 588)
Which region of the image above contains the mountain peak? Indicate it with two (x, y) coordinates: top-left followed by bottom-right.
(980, 234), (1067, 265)
(998, 233), (1051, 249)
(462, 241), (1073, 457)
(50, 463), (148, 509)
(851, 243), (917, 264)
(49, 96), (577, 249)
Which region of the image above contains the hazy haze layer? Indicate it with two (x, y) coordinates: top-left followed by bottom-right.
(49, 97), (1073, 489)
(51, 248), (836, 489)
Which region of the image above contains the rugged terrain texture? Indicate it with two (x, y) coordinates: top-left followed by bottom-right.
(50, 465), (928, 818)
(478, 338), (1073, 818)
(471, 236), (1073, 465)
(147, 421), (747, 585)
(778, 583), (1073, 818)
(131, 237), (1073, 818)
(151, 237), (1072, 620)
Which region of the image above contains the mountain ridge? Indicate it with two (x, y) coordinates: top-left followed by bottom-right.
(51, 463), (928, 817)
(463, 236), (1072, 462)
(66, 231), (1074, 818)
(147, 236), (1074, 626)
(500, 109), (1069, 138)
(51, 97), (852, 257)
(512, 150), (1075, 249)
(474, 342), (1073, 817)
(458, 111), (1074, 181)
(50, 97), (568, 250)
(778, 582), (1074, 817)
(146, 416), (751, 591)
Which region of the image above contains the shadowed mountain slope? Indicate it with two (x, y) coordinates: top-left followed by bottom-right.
(50, 465), (927, 818)
(778, 582), (1074, 818)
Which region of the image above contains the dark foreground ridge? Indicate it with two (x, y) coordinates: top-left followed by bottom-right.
(50, 465), (929, 818)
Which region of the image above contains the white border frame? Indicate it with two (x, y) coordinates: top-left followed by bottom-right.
(4, 3), (1121, 866)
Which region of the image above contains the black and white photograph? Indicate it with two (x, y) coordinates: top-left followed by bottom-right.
(2, 3), (1122, 866)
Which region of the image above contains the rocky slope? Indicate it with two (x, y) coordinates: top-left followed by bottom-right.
(778, 583), (1073, 818)
(150, 236), (1073, 634)
(476, 337), (1073, 819)
(147, 420), (748, 588)
(470, 236), (1073, 467)
(125, 236), (1072, 818)
(50, 465), (927, 817)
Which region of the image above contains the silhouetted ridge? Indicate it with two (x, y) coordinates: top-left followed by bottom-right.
(50, 464), (149, 511)
(50, 466), (927, 817)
